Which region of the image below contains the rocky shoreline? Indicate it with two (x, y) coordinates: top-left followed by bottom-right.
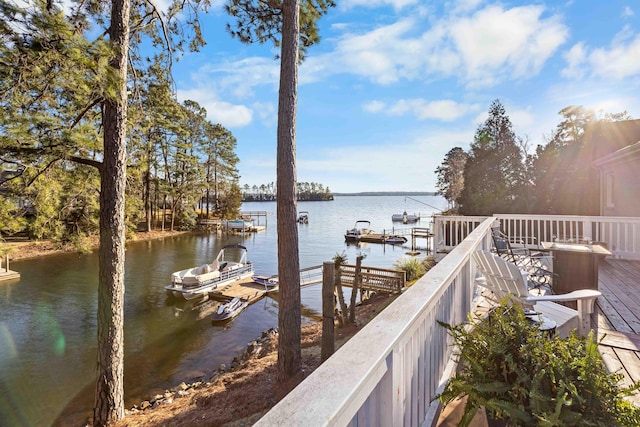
(112, 295), (395, 426)
(126, 328), (279, 417)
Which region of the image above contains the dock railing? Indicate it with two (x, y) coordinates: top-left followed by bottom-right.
(434, 214), (640, 260)
(256, 217), (496, 426)
(341, 264), (406, 294)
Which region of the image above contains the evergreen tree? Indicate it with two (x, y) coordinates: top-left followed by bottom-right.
(435, 147), (467, 211)
(458, 100), (525, 215)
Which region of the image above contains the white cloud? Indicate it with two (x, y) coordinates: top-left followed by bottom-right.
(623, 6), (634, 17)
(362, 100), (385, 113)
(252, 101), (277, 127)
(196, 57), (280, 99)
(449, 5), (568, 86)
(341, 0), (419, 10)
(302, 4), (567, 88)
(561, 42), (587, 79)
(366, 99), (478, 121)
(562, 27), (640, 80)
(177, 89), (253, 128)
(333, 18), (421, 84)
(590, 33), (640, 79)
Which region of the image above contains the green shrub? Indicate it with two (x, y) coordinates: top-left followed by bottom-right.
(394, 256), (426, 282)
(437, 301), (640, 426)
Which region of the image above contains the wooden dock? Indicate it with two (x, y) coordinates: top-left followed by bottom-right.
(176, 263), (405, 320)
(240, 211), (268, 226)
(0, 269), (20, 282)
(196, 219), (266, 233)
(0, 255), (19, 282)
(354, 227), (434, 251)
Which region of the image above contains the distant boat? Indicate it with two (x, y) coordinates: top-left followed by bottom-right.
(298, 211), (309, 224)
(166, 244), (254, 300)
(211, 297), (249, 323)
(345, 220), (373, 242)
(392, 211), (420, 224)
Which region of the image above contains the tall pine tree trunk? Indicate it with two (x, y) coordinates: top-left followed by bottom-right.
(94, 0), (129, 424)
(276, 0), (302, 383)
(144, 132), (153, 231)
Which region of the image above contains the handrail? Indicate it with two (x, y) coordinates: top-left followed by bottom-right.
(434, 214), (640, 260)
(256, 217), (497, 426)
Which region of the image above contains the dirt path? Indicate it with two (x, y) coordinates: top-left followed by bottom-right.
(5, 230), (189, 261)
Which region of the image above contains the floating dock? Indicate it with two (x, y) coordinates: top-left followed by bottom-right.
(359, 233), (405, 244)
(0, 255), (19, 282)
(173, 266), (324, 320)
(353, 227), (434, 250)
(0, 269), (20, 282)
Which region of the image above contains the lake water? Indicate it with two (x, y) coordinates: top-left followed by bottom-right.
(0, 194), (446, 426)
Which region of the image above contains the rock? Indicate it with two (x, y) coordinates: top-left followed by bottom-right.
(246, 341), (257, 354)
(171, 382), (189, 392)
(177, 390), (190, 397)
(140, 401), (151, 410)
(218, 363), (227, 372)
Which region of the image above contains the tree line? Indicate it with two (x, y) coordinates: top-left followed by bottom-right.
(435, 100), (632, 216)
(242, 181), (334, 201)
(1, 59), (242, 247)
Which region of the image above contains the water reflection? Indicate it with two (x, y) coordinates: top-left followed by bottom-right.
(0, 195), (446, 426)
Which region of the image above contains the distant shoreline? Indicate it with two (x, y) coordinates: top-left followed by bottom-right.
(332, 191), (438, 196)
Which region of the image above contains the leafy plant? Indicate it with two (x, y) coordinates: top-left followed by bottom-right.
(394, 256), (426, 283)
(437, 301), (640, 426)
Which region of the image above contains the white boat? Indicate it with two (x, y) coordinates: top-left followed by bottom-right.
(252, 275), (279, 288)
(226, 219), (253, 230)
(345, 220), (373, 241)
(211, 297), (249, 323)
(166, 244), (254, 300)
(385, 236), (407, 245)
(298, 211), (309, 224)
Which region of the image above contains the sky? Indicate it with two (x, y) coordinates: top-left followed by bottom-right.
(169, 0), (640, 193)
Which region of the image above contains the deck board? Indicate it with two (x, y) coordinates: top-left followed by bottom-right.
(596, 259), (640, 403)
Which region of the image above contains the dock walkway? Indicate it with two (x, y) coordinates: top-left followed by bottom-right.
(182, 263), (406, 320)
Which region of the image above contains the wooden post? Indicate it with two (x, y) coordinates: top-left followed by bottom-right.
(349, 255), (363, 324)
(5, 254), (8, 273)
(321, 261), (335, 362)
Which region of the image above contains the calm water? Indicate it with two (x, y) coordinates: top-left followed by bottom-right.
(0, 195), (446, 426)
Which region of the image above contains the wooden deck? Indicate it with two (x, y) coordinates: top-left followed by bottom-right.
(595, 259), (640, 403)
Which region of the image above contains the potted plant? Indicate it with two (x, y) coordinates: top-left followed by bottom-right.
(436, 301), (640, 426)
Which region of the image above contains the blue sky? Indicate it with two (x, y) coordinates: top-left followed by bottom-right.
(171, 0), (640, 193)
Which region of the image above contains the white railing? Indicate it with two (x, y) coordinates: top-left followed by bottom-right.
(255, 218), (497, 427)
(434, 214), (640, 260)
